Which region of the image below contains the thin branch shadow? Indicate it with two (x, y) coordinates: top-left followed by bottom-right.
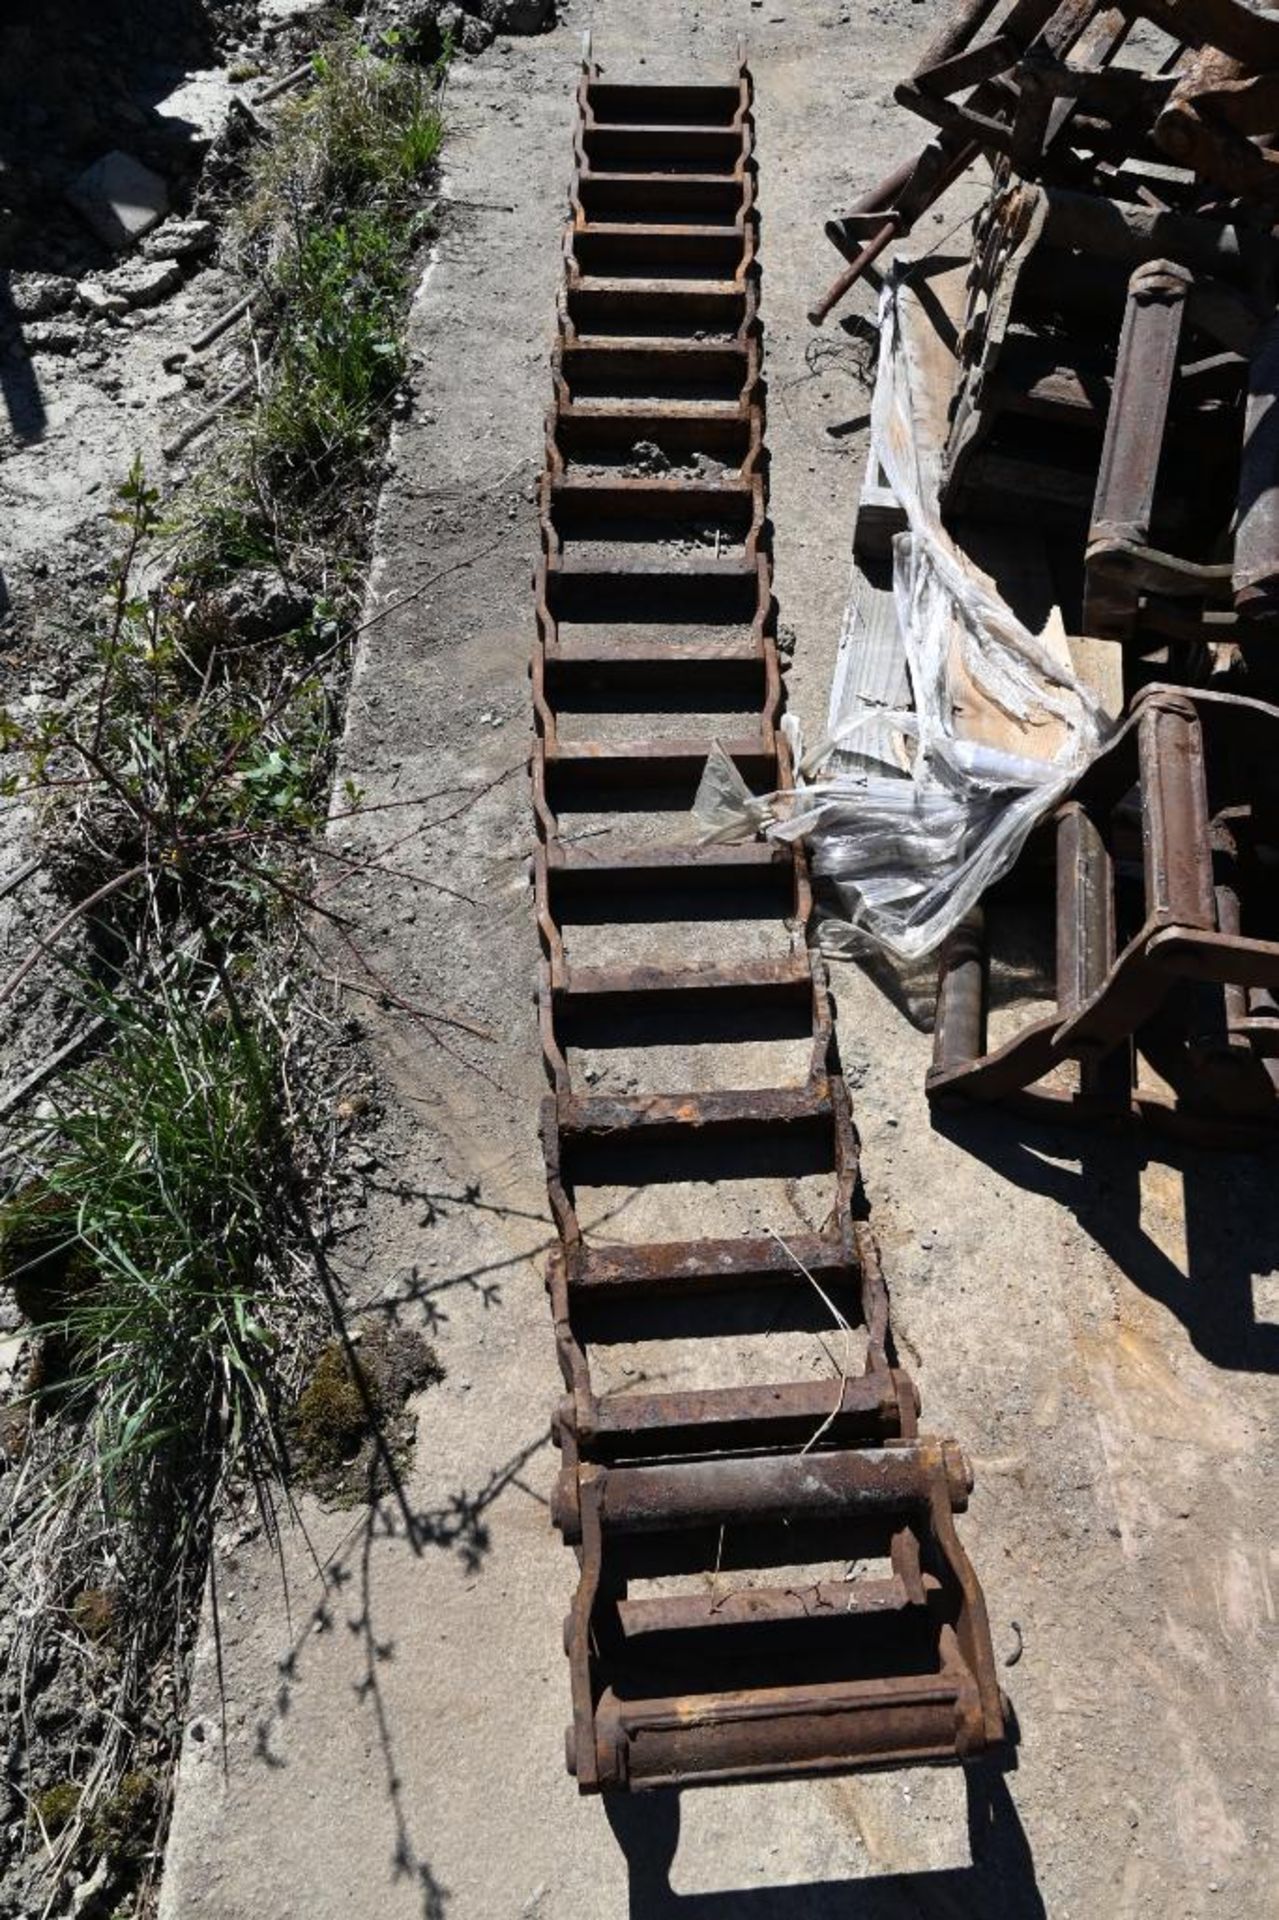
(250, 1429), (553, 1917)
(348, 1184), (642, 1332)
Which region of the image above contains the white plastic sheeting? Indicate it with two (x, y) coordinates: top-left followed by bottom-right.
(694, 266), (1111, 963)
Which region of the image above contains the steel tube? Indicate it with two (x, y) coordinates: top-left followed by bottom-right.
(932, 908), (987, 1078)
(809, 219), (899, 325)
(567, 1443), (970, 1536)
(587, 1678), (973, 1787)
(1057, 804), (1115, 1019)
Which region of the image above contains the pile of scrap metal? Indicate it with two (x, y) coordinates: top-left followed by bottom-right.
(815, 0), (1279, 1142)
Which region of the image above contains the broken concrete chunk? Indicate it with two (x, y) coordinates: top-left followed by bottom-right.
(8, 276), (77, 322)
(142, 218), (216, 263)
(100, 259), (183, 310)
(66, 151), (169, 251)
(23, 320), (82, 356)
(76, 281), (130, 317)
(213, 569), (315, 644)
(480, 0), (554, 29)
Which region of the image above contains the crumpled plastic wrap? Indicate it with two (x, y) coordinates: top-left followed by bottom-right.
(694, 266), (1111, 963)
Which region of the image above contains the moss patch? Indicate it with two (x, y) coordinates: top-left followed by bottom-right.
(91, 1769), (160, 1871)
(290, 1320), (442, 1504)
(70, 1585), (119, 1646)
(34, 1780), (81, 1838)
(292, 1343), (367, 1469)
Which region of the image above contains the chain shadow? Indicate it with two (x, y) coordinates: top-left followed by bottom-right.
(933, 1104), (1279, 1374)
(605, 1763), (1045, 1919)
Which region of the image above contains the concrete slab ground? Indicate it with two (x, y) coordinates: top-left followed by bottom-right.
(158, 5), (1279, 1917)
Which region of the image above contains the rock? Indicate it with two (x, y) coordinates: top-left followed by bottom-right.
(627, 439), (671, 475)
(8, 275), (77, 321)
(461, 16), (494, 52)
(214, 569), (314, 643)
(66, 150), (168, 251)
(480, 0), (554, 29)
(77, 280), (129, 317)
(99, 258), (183, 310)
(23, 321), (81, 356)
(367, 1), (449, 59)
(141, 217), (215, 262)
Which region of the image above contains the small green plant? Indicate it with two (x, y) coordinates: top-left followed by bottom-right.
(258, 211), (411, 484)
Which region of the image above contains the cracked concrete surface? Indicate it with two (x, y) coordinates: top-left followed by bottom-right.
(158, 5), (1279, 1916)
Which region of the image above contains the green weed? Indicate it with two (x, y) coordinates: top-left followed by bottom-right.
(239, 37), (446, 253)
(181, 35), (446, 582)
(259, 212), (411, 483)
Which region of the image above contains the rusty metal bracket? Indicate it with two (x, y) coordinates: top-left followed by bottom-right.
(815, 0), (1279, 324)
(928, 684), (1279, 1140)
(1086, 257), (1196, 640)
(534, 52), (1007, 1793)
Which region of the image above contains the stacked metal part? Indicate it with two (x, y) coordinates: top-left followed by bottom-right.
(531, 51), (1005, 1792)
(816, 0), (1279, 1141)
(817, 0), (1279, 670)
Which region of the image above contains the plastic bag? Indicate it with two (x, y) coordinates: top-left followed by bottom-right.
(693, 265), (1111, 963)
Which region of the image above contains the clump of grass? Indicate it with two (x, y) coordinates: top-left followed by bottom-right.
(184, 35), (445, 582)
(258, 210), (411, 484)
(239, 36), (445, 254)
(1, 963), (311, 1897)
(3, 971), (295, 1529)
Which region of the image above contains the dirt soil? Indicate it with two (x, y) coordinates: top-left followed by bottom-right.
(132, 1), (1276, 1915)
